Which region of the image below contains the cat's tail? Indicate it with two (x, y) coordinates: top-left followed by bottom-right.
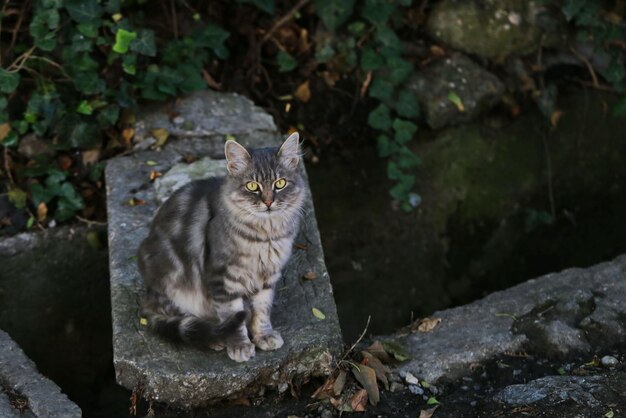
(148, 311), (247, 346)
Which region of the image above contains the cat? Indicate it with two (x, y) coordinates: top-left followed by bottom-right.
(137, 132), (304, 362)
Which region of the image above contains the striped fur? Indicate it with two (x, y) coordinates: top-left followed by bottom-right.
(138, 133), (304, 362)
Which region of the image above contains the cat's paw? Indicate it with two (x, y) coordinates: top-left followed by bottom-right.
(253, 330), (284, 351)
(227, 341), (255, 362)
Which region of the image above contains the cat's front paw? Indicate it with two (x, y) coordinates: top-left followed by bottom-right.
(253, 330), (284, 351)
(227, 341), (255, 362)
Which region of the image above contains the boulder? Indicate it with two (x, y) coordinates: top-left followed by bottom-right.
(406, 53), (504, 129)
(105, 91), (343, 407)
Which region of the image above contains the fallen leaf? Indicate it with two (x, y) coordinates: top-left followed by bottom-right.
(128, 198), (146, 206)
(0, 123), (10, 142)
(430, 45), (446, 56)
(329, 396), (353, 412)
(37, 202), (48, 222)
(86, 231), (100, 250)
(294, 80), (311, 103)
(228, 397), (251, 406)
(8, 188), (27, 209)
(145, 160), (158, 166)
(333, 370), (347, 396)
(149, 170), (162, 181)
(365, 340), (392, 364)
(360, 71), (373, 98)
(419, 406), (439, 418)
(550, 110), (564, 127)
(382, 340), (410, 362)
(351, 364), (380, 406)
(604, 410), (615, 418)
(312, 307), (326, 320)
(361, 351), (390, 389)
(140, 317), (148, 326)
(311, 375), (335, 400)
(82, 149), (101, 165)
(426, 396), (440, 405)
(202, 69), (222, 90)
(303, 271), (317, 280)
(150, 128), (169, 148)
(416, 317), (442, 333)
(57, 154), (73, 170)
(447, 91), (465, 112)
(322, 71), (340, 87)
(349, 388), (368, 412)
(121, 127), (135, 146)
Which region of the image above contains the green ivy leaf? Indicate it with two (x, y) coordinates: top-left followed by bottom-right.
(277, 51), (297, 72)
(73, 73), (106, 95)
(314, 0), (356, 31)
(377, 135), (397, 157)
(612, 96), (626, 117)
(389, 174), (415, 201)
(367, 103), (391, 130)
(113, 28), (137, 54)
(130, 29), (156, 56)
(237, 0), (275, 14)
(77, 21), (100, 37)
(56, 182), (84, 221)
(8, 188), (27, 209)
(65, 0), (103, 23)
(361, 47), (384, 71)
(396, 145), (421, 169)
(0, 69), (20, 93)
(387, 161), (402, 180)
(392, 118), (417, 144)
(193, 24), (230, 59)
(315, 43), (335, 63)
(362, 0), (396, 25)
(76, 100), (93, 115)
(97, 104), (120, 127)
(105, 0), (120, 14)
(369, 77), (393, 100)
(396, 90), (420, 118)
(29, 13), (57, 51)
(122, 54), (137, 75)
(386, 56), (413, 85)
(348, 21), (366, 35)
(376, 26), (403, 57)
(57, 115), (101, 149)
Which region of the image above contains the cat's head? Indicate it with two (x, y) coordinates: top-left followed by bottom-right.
(223, 132), (304, 218)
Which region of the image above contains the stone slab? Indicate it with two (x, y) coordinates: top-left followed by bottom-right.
(105, 91), (343, 407)
(394, 254), (626, 383)
(0, 330), (81, 417)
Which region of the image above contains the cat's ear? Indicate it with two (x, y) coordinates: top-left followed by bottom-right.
(225, 140), (251, 175)
(277, 132), (300, 170)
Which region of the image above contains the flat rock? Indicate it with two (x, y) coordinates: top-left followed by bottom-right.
(494, 375), (604, 408)
(105, 91), (342, 407)
(393, 254), (626, 383)
(0, 330), (81, 417)
(406, 53), (504, 129)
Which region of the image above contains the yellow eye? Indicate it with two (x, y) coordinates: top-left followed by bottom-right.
(274, 178), (287, 189)
(245, 181), (259, 192)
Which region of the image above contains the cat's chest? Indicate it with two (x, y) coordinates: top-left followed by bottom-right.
(245, 236), (293, 276)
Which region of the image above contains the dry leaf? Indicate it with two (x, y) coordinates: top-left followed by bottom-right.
(57, 154), (73, 170)
(312, 307), (326, 320)
(311, 375), (335, 400)
(294, 80), (311, 103)
(37, 202), (47, 222)
(430, 45), (446, 56)
(121, 128), (135, 147)
(0, 123), (11, 142)
(360, 71), (373, 98)
(329, 396), (352, 412)
(149, 170), (162, 181)
(139, 317), (148, 326)
(419, 406), (439, 418)
(82, 149), (101, 165)
(128, 198), (146, 206)
(150, 128), (169, 148)
(333, 370), (347, 396)
(550, 110), (564, 127)
(366, 340), (392, 364)
(146, 160), (158, 166)
(228, 397), (251, 406)
(322, 71), (340, 87)
(349, 389), (368, 412)
(202, 69), (222, 90)
(416, 317), (442, 333)
(351, 364), (380, 406)
(361, 351), (390, 390)
(303, 271), (317, 280)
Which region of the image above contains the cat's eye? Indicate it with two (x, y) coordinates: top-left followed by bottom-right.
(245, 181), (259, 192)
(274, 178), (287, 189)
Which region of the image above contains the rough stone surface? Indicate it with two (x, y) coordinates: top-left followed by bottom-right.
(393, 254), (626, 384)
(106, 90), (343, 407)
(494, 375), (604, 408)
(427, 0), (564, 59)
(0, 330), (81, 417)
(406, 53), (504, 129)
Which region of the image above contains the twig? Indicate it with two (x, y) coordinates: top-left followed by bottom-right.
(340, 315), (371, 363)
(570, 46), (599, 88)
(6, 46), (36, 73)
(261, 0), (310, 44)
(3, 147), (15, 186)
(541, 130), (556, 219)
(76, 215), (107, 227)
(170, 0), (178, 39)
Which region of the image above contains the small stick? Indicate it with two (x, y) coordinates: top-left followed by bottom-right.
(340, 315), (371, 363)
(261, 0), (310, 44)
(570, 46), (599, 88)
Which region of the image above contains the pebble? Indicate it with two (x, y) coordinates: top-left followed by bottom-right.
(513, 369), (522, 376)
(405, 372), (419, 385)
(408, 385), (424, 396)
(278, 382), (289, 393)
(601, 355), (619, 368)
(172, 116), (185, 125)
(390, 382), (405, 393)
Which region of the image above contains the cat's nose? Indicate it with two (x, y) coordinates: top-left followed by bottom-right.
(263, 199), (273, 208)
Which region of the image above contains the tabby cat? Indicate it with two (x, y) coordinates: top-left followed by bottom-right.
(137, 132), (304, 362)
